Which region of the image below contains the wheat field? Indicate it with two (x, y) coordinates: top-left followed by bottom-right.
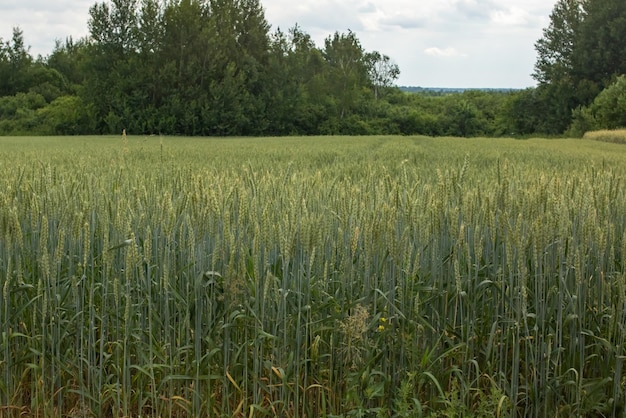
(1, 135), (626, 417)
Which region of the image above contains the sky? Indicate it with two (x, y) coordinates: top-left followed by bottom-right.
(0, 0), (555, 88)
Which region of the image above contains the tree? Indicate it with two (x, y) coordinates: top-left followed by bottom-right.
(365, 51), (399, 100)
(264, 25), (329, 135)
(159, 0), (206, 97)
(573, 0), (626, 86)
(84, 0), (142, 132)
(88, 0), (138, 54)
(47, 37), (90, 92)
(322, 31), (370, 122)
(533, 0), (626, 133)
(532, 0), (585, 132)
(533, 0), (582, 86)
(206, 0), (271, 134)
(0, 0), (417, 136)
(505, 88), (548, 135)
(0, 27), (34, 96)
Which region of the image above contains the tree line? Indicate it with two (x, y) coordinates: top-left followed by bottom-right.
(524, 0), (626, 136)
(0, 0), (625, 137)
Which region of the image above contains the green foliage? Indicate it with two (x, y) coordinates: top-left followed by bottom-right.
(0, 28), (33, 96)
(573, 0), (626, 86)
(0, 91), (91, 135)
(0, 0), (524, 137)
(380, 90), (514, 137)
(37, 95), (93, 135)
(365, 51), (400, 100)
(586, 75), (626, 129)
(533, 0), (582, 86)
(533, 0), (626, 133)
(6, 0), (626, 136)
(321, 30), (371, 121)
(567, 76), (626, 137)
(445, 99), (481, 137)
(0, 92), (47, 135)
(509, 85), (591, 137)
(567, 105), (596, 138)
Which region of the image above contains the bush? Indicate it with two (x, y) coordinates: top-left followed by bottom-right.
(567, 106), (597, 137)
(568, 75), (626, 136)
(36, 95), (92, 135)
(592, 75), (626, 129)
(0, 91), (46, 119)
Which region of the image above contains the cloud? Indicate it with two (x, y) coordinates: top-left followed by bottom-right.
(424, 46), (468, 58)
(490, 7), (539, 27)
(380, 13), (427, 29)
(451, 0), (498, 22)
(357, 2), (377, 13)
(0, 1), (91, 56)
(268, 0), (367, 34)
(446, 0), (545, 29)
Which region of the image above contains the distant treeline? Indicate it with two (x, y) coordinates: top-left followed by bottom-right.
(0, 0), (625, 137)
(399, 87), (520, 95)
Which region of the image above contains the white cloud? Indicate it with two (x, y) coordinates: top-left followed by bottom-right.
(424, 47), (468, 58)
(490, 7), (534, 26)
(0, 0), (91, 57)
(357, 2), (377, 13)
(379, 13), (427, 30)
(452, 0), (498, 21)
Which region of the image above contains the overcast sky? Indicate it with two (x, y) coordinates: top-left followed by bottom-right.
(0, 0), (555, 88)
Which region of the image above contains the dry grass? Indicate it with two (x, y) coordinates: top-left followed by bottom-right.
(583, 128), (626, 144)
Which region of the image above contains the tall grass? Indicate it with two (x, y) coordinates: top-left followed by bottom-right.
(583, 129), (626, 144)
(1, 135), (626, 417)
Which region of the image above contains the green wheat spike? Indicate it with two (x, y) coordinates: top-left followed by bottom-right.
(107, 238), (133, 251)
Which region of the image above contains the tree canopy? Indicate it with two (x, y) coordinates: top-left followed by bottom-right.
(2, 0), (625, 137)
(3, 0), (508, 137)
(530, 0), (626, 134)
